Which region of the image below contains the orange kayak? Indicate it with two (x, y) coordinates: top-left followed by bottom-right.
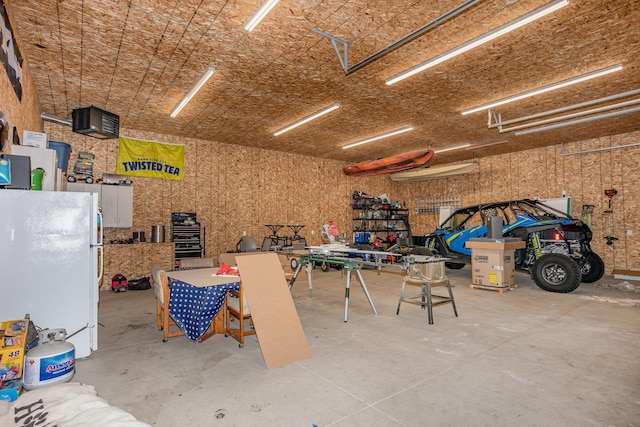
(343, 149), (434, 177)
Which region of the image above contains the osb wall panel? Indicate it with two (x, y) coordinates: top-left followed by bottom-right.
(391, 131), (640, 273)
(44, 124), (361, 261)
(1, 2), (41, 150)
(42, 124), (640, 276)
(621, 136), (640, 267)
(102, 243), (173, 291)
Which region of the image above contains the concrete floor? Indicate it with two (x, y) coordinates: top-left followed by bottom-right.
(73, 265), (640, 426)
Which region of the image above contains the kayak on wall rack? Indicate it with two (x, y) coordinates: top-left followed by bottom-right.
(390, 161), (479, 182)
(343, 149), (434, 177)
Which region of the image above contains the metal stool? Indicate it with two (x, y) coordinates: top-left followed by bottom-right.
(396, 260), (458, 324)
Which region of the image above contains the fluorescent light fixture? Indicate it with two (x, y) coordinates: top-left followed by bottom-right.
(273, 103), (341, 136)
(386, 0), (569, 85)
(245, 0), (280, 32)
(433, 139), (509, 153)
(170, 67), (215, 118)
(433, 143), (471, 153)
(463, 64), (623, 115)
(341, 126), (414, 149)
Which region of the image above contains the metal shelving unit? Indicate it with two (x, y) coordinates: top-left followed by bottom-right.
(352, 206), (412, 248)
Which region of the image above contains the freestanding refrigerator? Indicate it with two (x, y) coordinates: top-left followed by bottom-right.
(0, 190), (103, 358)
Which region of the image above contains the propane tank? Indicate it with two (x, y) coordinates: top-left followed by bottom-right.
(23, 329), (75, 390)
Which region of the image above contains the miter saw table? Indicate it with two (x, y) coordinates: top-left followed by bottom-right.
(288, 246), (404, 322)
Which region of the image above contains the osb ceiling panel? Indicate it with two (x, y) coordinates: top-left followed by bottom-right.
(8, 0), (640, 165)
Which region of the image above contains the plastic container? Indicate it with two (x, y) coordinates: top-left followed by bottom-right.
(31, 167), (45, 190)
(23, 329), (75, 390)
(47, 140), (72, 173)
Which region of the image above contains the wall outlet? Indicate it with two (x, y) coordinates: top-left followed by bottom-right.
(242, 230), (247, 236)
(311, 230), (315, 235)
(627, 229), (633, 236)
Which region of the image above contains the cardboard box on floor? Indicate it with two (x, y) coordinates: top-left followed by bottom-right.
(466, 238), (525, 288)
(228, 253), (312, 369)
(1, 318), (28, 401)
(469, 248), (517, 287)
(1, 319), (27, 381)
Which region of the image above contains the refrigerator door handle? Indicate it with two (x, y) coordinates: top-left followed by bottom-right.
(96, 209), (103, 246)
(96, 245), (104, 283)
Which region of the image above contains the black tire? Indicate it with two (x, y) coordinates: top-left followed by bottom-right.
(410, 246), (433, 256)
(290, 258), (299, 270)
(86, 176), (93, 184)
(531, 254), (581, 293)
(579, 252), (605, 283)
(67, 175), (76, 182)
(445, 262), (465, 269)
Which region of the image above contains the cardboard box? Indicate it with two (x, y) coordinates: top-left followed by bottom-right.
(0, 319), (27, 382)
(22, 131), (47, 148)
(470, 248), (516, 287)
(0, 379), (22, 402)
(465, 237), (525, 251)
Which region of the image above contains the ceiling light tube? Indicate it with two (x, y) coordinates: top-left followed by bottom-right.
(245, 0), (281, 32)
(463, 64), (623, 115)
(433, 143), (472, 153)
(342, 126), (414, 149)
(434, 139), (509, 153)
(386, 0), (569, 86)
(170, 67), (215, 118)
(273, 103), (341, 136)
(514, 105), (640, 136)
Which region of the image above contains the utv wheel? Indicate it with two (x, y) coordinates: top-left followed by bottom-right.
(445, 262), (466, 270)
(579, 252), (605, 283)
(531, 254), (581, 293)
(410, 247), (433, 256)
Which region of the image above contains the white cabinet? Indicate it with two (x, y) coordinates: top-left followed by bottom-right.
(101, 185), (133, 228)
(67, 182), (101, 194)
(67, 183), (133, 228)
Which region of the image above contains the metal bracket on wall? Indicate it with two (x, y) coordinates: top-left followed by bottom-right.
(560, 141), (640, 156)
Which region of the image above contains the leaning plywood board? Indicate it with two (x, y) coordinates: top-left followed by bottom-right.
(219, 252), (257, 266)
(235, 253), (312, 369)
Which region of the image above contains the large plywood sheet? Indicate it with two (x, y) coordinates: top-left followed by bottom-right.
(235, 253), (312, 370)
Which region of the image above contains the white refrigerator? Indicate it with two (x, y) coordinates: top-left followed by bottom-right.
(0, 190), (102, 358)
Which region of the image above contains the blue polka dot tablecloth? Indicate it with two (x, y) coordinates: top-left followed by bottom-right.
(168, 278), (240, 341)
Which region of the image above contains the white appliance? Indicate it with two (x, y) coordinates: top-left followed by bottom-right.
(10, 144), (62, 191)
(0, 190), (103, 358)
